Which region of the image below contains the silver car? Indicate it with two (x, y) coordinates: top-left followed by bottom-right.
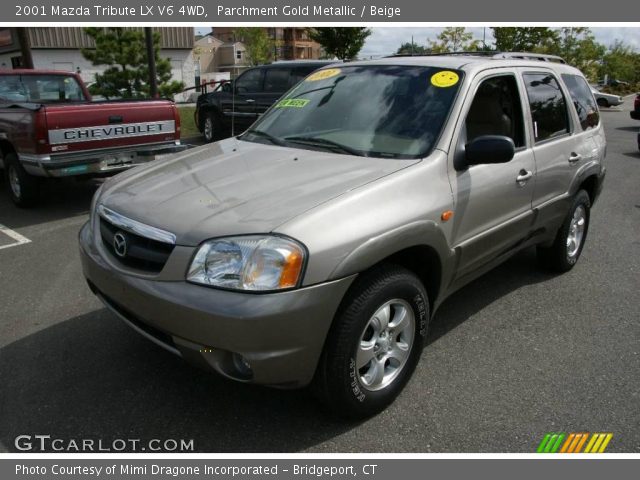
(80, 53), (606, 417)
(591, 87), (624, 107)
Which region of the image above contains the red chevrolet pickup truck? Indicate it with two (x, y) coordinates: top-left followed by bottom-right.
(0, 70), (183, 206)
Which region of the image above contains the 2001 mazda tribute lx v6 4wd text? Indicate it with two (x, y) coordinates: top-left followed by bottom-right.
(80, 52), (606, 417)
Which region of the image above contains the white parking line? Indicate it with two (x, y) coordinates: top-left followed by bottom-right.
(0, 223), (31, 250)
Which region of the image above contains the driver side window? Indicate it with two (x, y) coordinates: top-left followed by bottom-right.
(235, 68), (264, 93)
(465, 75), (526, 148)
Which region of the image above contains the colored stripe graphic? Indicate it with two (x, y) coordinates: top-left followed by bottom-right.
(584, 433), (613, 453)
(538, 433), (613, 453)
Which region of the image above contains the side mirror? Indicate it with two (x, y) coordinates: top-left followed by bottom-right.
(221, 83), (232, 93)
(464, 135), (515, 167)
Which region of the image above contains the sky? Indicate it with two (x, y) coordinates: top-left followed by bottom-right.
(196, 27), (640, 57)
(359, 27), (640, 58)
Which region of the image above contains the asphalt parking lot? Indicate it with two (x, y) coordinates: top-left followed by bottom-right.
(1, 97), (638, 453)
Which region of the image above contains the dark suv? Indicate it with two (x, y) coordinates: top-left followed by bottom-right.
(195, 60), (335, 142)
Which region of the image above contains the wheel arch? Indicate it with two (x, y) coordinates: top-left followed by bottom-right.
(0, 139), (17, 169)
(196, 104), (222, 130)
(578, 174), (600, 206)
(329, 221), (452, 316)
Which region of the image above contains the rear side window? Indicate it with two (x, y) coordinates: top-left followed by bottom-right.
(523, 73), (570, 142)
(561, 74), (599, 130)
(264, 69), (291, 93)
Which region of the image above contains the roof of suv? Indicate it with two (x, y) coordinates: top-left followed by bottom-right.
(344, 52), (583, 76)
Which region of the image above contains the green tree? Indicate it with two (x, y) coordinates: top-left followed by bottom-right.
(233, 28), (274, 66)
(600, 41), (640, 84)
(491, 27), (559, 52)
(396, 42), (428, 55)
(82, 27), (183, 99)
(308, 28), (371, 61)
(537, 28), (606, 81)
(427, 27), (480, 53)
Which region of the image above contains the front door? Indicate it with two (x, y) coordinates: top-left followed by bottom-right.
(220, 68), (264, 134)
(448, 71), (536, 282)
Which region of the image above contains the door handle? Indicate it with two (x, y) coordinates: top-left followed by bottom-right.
(516, 169), (533, 185)
(245, 99), (255, 103)
(569, 152), (582, 163)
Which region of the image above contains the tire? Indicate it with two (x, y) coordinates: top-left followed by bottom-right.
(202, 111), (222, 143)
(4, 152), (39, 207)
(313, 264), (429, 419)
(596, 98), (609, 108)
(537, 190), (591, 273)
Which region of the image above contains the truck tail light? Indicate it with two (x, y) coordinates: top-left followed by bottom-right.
(635, 95), (640, 110)
(34, 111), (50, 154)
(173, 105), (181, 139)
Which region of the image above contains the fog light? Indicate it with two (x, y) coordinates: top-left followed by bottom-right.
(232, 353), (253, 378)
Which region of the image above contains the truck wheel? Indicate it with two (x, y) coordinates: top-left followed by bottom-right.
(202, 113), (221, 143)
(313, 264), (429, 418)
(537, 190), (591, 273)
(4, 153), (39, 207)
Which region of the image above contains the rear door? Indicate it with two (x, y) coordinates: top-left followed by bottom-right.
(520, 70), (591, 230)
(448, 69), (536, 281)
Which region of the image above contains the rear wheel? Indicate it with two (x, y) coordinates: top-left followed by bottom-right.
(4, 152), (39, 207)
(537, 190), (591, 272)
(313, 264), (429, 418)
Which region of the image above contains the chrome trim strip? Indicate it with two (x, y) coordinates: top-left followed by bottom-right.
(97, 205), (176, 245)
(96, 293), (182, 358)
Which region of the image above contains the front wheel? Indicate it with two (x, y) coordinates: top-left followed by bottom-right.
(202, 112), (222, 143)
(597, 98), (609, 108)
(313, 264), (429, 418)
(537, 190), (591, 272)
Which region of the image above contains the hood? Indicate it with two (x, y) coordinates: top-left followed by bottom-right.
(99, 138), (419, 245)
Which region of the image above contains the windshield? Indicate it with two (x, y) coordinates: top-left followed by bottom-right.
(0, 74), (87, 103)
(241, 65), (463, 159)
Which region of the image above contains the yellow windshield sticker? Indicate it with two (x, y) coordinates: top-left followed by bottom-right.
(431, 71), (459, 88)
(306, 68), (341, 82)
(276, 98), (310, 108)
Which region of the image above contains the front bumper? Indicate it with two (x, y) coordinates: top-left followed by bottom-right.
(79, 222), (355, 388)
(19, 141), (186, 178)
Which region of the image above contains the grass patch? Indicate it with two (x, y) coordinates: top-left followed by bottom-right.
(178, 106), (199, 138)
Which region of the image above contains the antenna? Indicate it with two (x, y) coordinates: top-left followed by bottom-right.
(231, 67), (236, 137)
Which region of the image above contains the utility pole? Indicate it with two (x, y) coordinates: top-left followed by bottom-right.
(144, 27), (158, 98)
(15, 28), (34, 69)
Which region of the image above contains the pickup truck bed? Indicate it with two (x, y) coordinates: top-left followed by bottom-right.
(0, 70), (183, 207)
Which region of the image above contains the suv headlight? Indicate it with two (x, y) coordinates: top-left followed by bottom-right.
(187, 235), (306, 291)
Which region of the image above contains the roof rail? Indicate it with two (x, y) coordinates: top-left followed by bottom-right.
(492, 52), (566, 64)
(386, 51), (495, 58)
(385, 51), (567, 64)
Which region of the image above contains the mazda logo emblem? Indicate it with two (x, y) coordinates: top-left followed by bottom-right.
(113, 232), (128, 258)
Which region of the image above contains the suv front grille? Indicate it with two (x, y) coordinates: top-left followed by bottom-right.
(99, 215), (175, 274)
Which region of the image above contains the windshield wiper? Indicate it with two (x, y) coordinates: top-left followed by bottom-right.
(284, 136), (365, 157)
(241, 129), (287, 147)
